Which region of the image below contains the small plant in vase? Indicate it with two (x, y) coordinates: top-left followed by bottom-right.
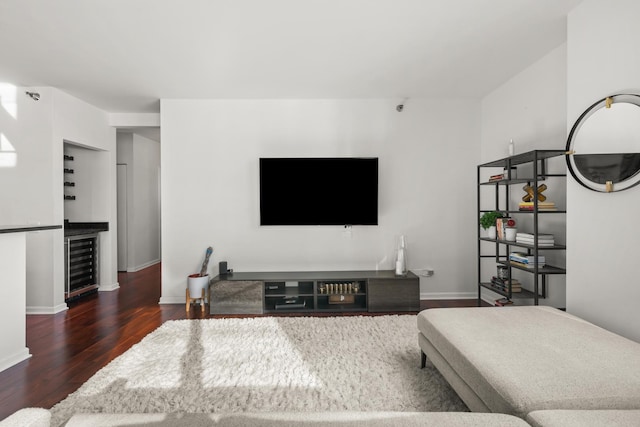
(480, 211), (503, 239)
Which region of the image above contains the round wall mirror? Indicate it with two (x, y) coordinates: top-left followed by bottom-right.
(566, 93), (640, 192)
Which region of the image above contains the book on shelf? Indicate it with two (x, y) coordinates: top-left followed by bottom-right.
(509, 252), (545, 263)
(510, 260), (545, 269)
(492, 281), (522, 289)
(519, 201), (556, 207)
(519, 201), (557, 211)
(494, 298), (514, 306)
(516, 232), (554, 239)
(491, 278), (521, 287)
(493, 285), (522, 293)
(490, 277), (522, 293)
(488, 168), (517, 182)
(491, 276), (521, 285)
(519, 206), (557, 210)
(515, 232), (555, 246)
(516, 237), (555, 243)
(516, 239), (555, 247)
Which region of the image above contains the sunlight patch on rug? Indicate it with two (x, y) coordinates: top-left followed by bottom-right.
(200, 318), (323, 388)
(84, 324), (191, 392)
(50, 315), (467, 427)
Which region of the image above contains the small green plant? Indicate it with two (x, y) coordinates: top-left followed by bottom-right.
(480, 211), (503, 230)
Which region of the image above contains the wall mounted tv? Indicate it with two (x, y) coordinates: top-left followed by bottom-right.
(259, 157), (378, 226)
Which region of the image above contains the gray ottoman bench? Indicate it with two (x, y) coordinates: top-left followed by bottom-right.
(526, 409), (640, 427)
(417, 306), (640, 419)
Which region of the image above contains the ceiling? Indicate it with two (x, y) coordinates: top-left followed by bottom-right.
(0, 0), (582, 114)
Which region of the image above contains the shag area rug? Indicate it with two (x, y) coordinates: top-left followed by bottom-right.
(50, 315), (467, 426)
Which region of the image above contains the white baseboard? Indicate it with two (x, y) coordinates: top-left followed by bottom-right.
(127, 259), (161, 273)
(420, 291), (477, 300)
(481, 296), (497, 306)
(98, 282), (120, 292)
(480, 287), (502, 306)
(26, 303), (69, 315)
(159, 296), (185, 305)
(0, 348), (31, 373)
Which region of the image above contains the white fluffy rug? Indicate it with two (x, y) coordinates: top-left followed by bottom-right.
(50, 315), (466, 426)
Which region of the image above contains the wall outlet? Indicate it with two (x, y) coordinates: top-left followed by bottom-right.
(413, 268), (434, 277)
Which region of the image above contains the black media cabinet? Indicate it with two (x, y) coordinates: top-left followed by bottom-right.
(209, 270), (419, 315)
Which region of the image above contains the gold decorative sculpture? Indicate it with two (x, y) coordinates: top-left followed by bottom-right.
(522, 184), (547, 202)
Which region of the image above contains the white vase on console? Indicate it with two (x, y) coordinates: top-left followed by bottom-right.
(395, 235), (407, 276)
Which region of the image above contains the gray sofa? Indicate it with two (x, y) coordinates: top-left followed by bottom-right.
(1, 410), (531, 427)
(418, 306), (640, 420)
(5, 406), (640, 427)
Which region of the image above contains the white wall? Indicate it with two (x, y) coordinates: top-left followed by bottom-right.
(0, 86), (54, 224)
(0, 86), (66, 313)
(480, 44), (568, 308)
(0, 85), (117, 313)
(161, 99), (480, 303)
(116, 132), (161, 272)
(54, 89), (118, 296)
(566, 0), (640, 342)
(64, 144), (109, 220)
(481, 44), (568, 162)
(0, 233), (29, 372)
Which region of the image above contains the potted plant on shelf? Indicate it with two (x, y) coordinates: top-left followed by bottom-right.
(480, 211), (503, 239)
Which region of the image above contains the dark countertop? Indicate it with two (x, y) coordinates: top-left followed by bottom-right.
(0, 225), (62, 234)
(64, 221), (109, 237)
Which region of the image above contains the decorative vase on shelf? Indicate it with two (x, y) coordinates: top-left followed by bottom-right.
(395, 235), (407, 276)
(487, 226), (497, 239)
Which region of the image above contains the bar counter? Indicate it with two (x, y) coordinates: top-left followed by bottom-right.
(0, 224), (61, 373)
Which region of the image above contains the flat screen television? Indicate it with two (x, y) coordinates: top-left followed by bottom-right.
(259, 157), (378, 226)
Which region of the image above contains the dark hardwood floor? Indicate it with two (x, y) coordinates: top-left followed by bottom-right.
(0, 263), (482, 420)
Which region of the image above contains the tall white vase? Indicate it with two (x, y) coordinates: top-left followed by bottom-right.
(395, 235), (407, 276)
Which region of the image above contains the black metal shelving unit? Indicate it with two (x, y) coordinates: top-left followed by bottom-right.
(477, 149), (567, 306)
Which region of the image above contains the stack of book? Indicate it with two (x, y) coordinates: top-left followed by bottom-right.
(490, 276), (522, 293)
(488, 168), (517, 182)
(509, 252), (545, 268)
(515, 233), (555, 247)
(494, 298), (514, 306)
(518, 201), (557, 211)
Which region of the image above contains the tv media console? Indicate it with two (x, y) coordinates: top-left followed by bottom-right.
(209, 270), (419, 315)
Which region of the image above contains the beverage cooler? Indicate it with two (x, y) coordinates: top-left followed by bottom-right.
(64, 233), (99, 300)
